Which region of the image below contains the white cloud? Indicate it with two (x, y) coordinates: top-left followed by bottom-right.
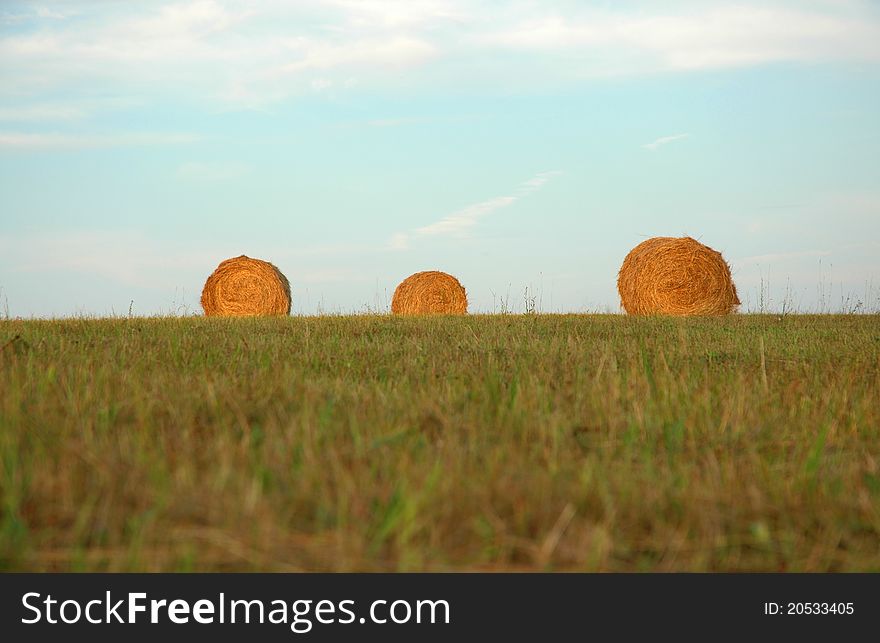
(274, 37), (436, 76)
(325, 0), (465, 29)
(2, 2), (878, 110)
(390, 170), (562, 250)
(0, 131), (200, 149)
(479, 5), (880, 72)
(310, 78), (333, 91)
(643, 133), (689, 150)
(0, 1), (440, 108)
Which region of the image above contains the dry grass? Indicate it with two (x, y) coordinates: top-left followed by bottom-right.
(1, 314), (878, 571)
(618, 237), (740, 315)
(201, 255), (291, 317)
(391, 271), (467, 315)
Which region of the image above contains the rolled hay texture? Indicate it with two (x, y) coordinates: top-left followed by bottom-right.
(617, 237), (740, 315)
(201, 255), (291, 316)
(391, 271), (468, 315)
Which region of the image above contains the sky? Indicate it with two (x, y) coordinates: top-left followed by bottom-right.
(1, 0), (879, 317)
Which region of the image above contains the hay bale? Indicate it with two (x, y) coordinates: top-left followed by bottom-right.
(201, 255), (291, 317)
(391, 271), (468, 315)
(617, 237), (739, 315)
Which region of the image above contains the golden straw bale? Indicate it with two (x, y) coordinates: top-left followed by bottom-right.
(617, 237), (739, 315)
(391, 271), (468, 315)
(201, 255), (291, 317)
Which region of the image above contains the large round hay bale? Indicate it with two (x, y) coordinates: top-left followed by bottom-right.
(391, 270), (468, 315)
(617, 236), (739, 315)
(201, 255), (291, 317)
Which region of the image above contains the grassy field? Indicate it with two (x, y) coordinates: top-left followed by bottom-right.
(1, 314), (878, 572)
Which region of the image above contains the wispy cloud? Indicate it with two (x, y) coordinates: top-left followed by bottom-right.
(732, 249), (832, 265)
(176, 161), (250, 181)
(1, 5), (72, 25)
(0, 105), (86, 122)
(366, 115), (462, 128)
(0, 97), (139, 123)
(0, 131), (200, 149)
(35, 7), (70, 21)
(390, 170), (562, 250)
(517, 171), (563, 193)
(413, 195), (517, 238)
(0, 230), (216, 290)
(643, 133), (689, 150)
(297, 268), (372, 284)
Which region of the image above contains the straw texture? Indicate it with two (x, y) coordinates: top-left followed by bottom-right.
(201, 255), (291, 317)
(617, 237), (739, 315)
(391, 271), (468, 315)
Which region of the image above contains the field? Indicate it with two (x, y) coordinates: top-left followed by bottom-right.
(1, 314), (878, 572)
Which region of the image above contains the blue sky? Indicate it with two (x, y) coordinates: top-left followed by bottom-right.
(1, 0), (879, 316)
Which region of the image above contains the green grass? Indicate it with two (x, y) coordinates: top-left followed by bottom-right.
(1, 314), (878, 571)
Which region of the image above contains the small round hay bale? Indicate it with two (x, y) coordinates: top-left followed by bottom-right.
(617, 236), (739, 315)
(391, 270), (468, 315)
(201, 255), (291, 317)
